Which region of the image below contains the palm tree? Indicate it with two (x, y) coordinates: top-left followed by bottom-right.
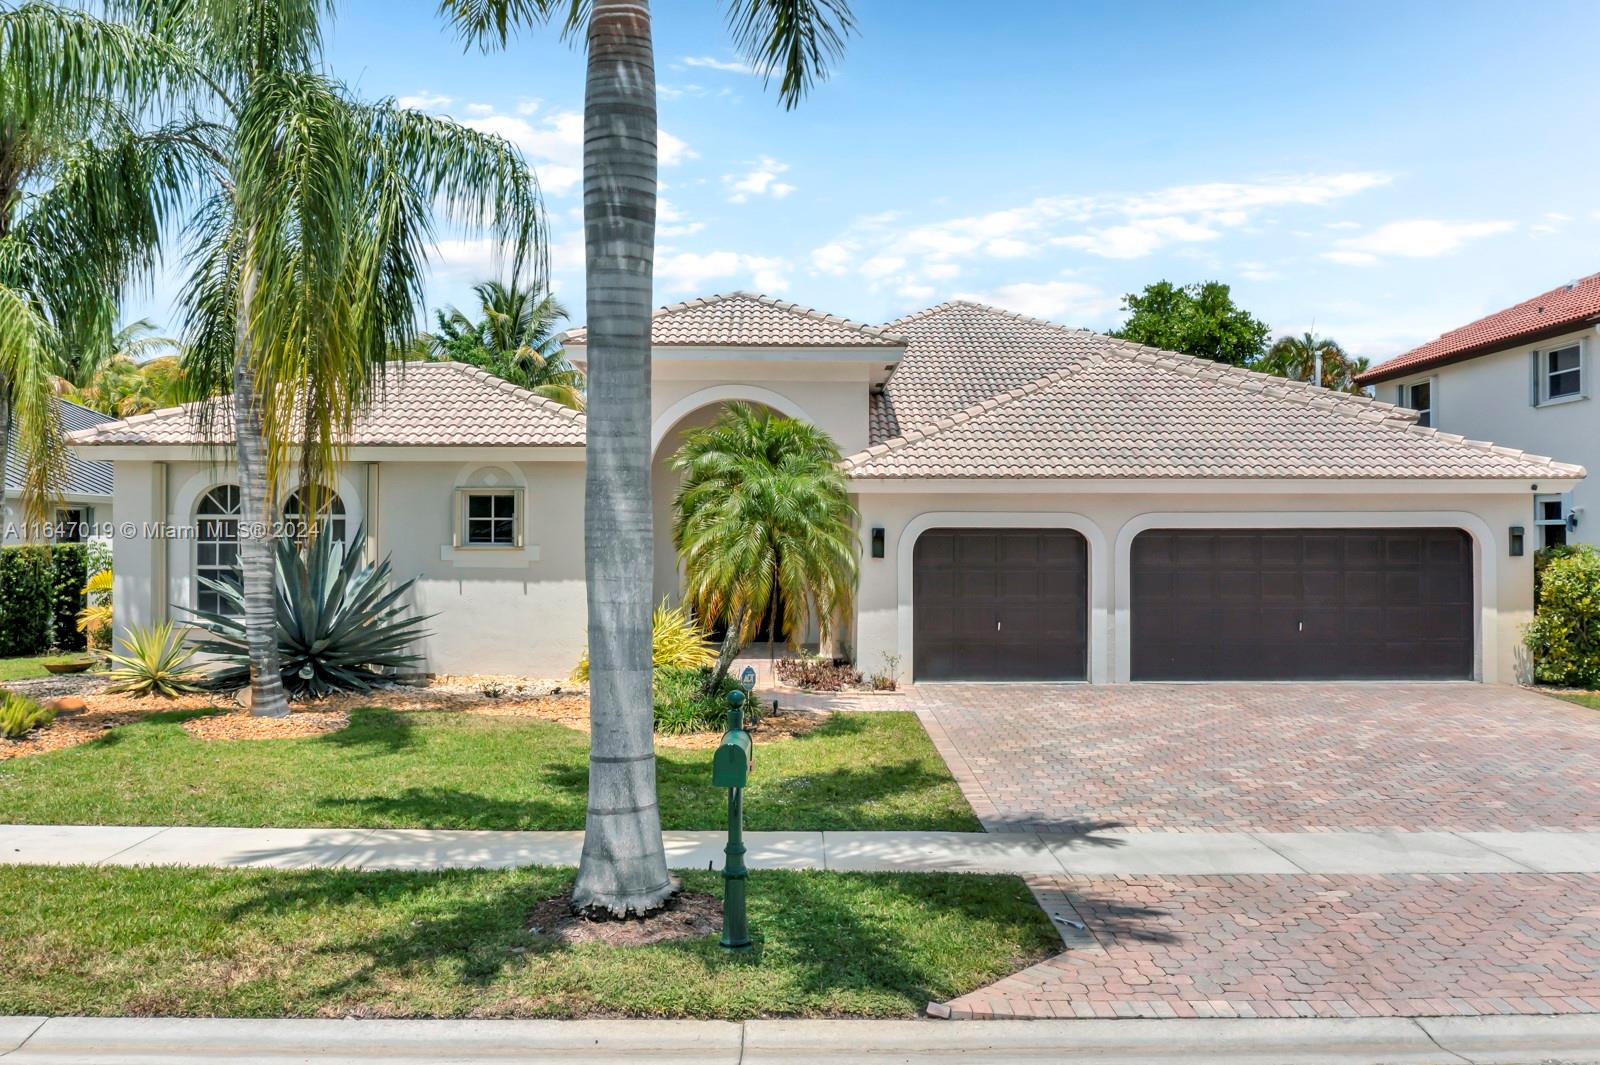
(439, 0), (855, 916)
(67, 319), (183, 415)
(417, 279), (584, 408)
(672, 403), (857, 691)
(0, 4), (195, 525)
(1260, 331), (1356, 391)
(138, 0), (544, 718)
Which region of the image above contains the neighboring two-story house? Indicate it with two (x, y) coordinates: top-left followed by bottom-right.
(1359, 273), (1600, 552)
(73, 292), (1584, 685)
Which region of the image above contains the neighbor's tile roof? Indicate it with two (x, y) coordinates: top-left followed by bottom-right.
(6, 399), (114, 498)
(848, 302), (1584, 481)
(1359, 272), (1600, 385)
(563, 291), (906, 348)
(67, 362), (586, 448)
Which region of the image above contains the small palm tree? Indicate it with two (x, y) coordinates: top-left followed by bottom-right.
(672, 403), (858, 693)
(417, 280), (584, 408)
(67, 320), (185, 415)
(1260, 332), (1359, 391)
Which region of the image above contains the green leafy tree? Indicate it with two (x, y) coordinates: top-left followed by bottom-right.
(136, 0), (543, 718)
(0, 4), (196, 524)
(439, 0), (855, 916)
(67, 319), (184, 415)
(417, 280), (584, 408)
(1110, 280), (1270, 368)
(1259, 331), (1367, 393)
(672, 402), (858, 692)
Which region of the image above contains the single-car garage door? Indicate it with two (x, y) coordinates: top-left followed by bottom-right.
(1131, 528), (1473, 681)
(914, 528), (1088, 681)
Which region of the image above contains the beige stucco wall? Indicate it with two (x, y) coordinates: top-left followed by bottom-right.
(852, 487), (1542, 686)
(109, 456), (589, 679)
(1379, 327), (1595, 544)
(2, 497), (113, 545)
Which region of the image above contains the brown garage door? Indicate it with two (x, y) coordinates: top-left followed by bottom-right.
(914, 528), (1088, 681)
(1131, 528), (1473, 681)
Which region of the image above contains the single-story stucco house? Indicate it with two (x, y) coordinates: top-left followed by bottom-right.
(4, 398), (115, 544)
(70, 292), (1585, 685)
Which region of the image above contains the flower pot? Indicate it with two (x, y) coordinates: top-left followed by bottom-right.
(42, 659), (95, 675)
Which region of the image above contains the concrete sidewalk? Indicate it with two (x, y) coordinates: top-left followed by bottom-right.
(5, 823), (1600, 875)
(1, 1015), (1597, 1063)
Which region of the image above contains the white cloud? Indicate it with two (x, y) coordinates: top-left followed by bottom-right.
(658, 130), (697, 167)
(656, 250), (790, 294)
(1236, 261), (1282, 282)
(464, 111), (582, 194)
(515, 99), (541, 116)
(1324, 219), (1515, 265)
(397, 91), (453, 111)
(1054, 216), (1220, 259)
(808, 171), (1388, 283)
(811, 242), (853, 275)
(464, 102), (494, 116)
(898, 283), (936, 302)
(952, 281), (1118, 323)
(860, 255), (905, 279)
(680, 55), (756, 75)
(725, 157), (795, 203)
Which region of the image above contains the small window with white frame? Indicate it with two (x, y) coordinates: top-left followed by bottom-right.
(1535, 493), (1569, 549)
(455, 488), (522, 548)
(1401, 379), (1433, 427)
(1539, 343), (1585, 404)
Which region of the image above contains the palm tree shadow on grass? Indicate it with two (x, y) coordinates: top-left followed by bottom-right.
(315, 707), (418, 755)
(316, 787), (582, 831)
(220, 866), (1062, 1012)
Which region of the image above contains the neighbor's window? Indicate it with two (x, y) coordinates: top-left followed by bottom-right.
(196, 485), (243, 616)
(1403, 380), (1433, 427)
(283, 488), (347, 546)
(457, 490), (521, 547)
(1543, 344), (1584, 402)
(1536, 493), (1569, 549)
(53, 507), (89, 543)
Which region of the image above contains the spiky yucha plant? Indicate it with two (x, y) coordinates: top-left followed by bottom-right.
(105, 623), (202, 698)
(187, 525), (432, 699)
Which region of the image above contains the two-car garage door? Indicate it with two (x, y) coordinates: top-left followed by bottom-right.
(911, 525), (1475, 682)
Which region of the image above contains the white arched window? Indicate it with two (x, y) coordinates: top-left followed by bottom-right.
(195, 485), (242, 616)
(283, 488), (347, 546)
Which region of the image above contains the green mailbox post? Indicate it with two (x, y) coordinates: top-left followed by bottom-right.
(712, 688), (753, 952)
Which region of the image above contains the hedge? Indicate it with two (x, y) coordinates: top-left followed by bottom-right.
(0, 543), (95, 657)
(1525, 545), (1600, 688)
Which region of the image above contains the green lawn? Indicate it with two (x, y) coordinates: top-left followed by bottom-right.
(1548, 690), (1600, 710)
(0, 655), (60, 681)
(0, 707), (979, 831)
(0, 864), (1054, 1018)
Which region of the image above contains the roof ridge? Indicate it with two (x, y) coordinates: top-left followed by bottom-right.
(1095, 334), (1417, 421)
(435, 361), (587, 422)
(842, 360), (1095, 470)
(566, 291), (906, 345)
(881, 299), (1100, 337)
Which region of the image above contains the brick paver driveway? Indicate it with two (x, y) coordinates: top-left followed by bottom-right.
(903, 683), (1600, 1020)
(912, 682), (1600, 833)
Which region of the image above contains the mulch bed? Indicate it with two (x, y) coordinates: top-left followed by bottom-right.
(527, 889), (722, 947)
(0, 674), (832, 758)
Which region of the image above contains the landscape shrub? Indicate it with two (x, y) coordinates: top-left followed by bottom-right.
(0, 690), (54, 739)
(775, 655), (863, 691)
(49, 544), (89, 652)
(1525, 545), (1600, 687)
(572, 600), (716, 683)
(105, 623), (203, 698)
(652, 665), (749, 735)
(0, 546), (56, 656)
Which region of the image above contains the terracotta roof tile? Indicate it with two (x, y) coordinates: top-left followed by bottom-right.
(67, 362), (586, 448)
(1359, 272), (1600, 384)
(563, 291), (905, 348)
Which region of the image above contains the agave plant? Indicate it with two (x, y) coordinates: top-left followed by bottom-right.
(105, 623), (204, 698)
(186, 525), (432, 699)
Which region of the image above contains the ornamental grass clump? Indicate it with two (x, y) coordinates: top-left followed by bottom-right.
(0, 691), (54, 739)
(106, 623), (203, 698)
(1526, 545), (1600, 687)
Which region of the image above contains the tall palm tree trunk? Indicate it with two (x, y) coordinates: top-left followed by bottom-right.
(571, 0), (675, 916)
(232, 262), (289, 719)
(0, 387), (11, 538)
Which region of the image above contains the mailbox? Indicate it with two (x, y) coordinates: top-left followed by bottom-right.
(712, 725), (752, 788)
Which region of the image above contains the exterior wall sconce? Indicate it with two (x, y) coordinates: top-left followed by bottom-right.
(871, 527), (885, 559)
(1509, 525), (1525, 557)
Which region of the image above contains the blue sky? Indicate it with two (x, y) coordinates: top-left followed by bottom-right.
(128, 0), (1600, 359)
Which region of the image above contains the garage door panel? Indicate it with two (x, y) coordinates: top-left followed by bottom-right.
(915, 528), (1088, 682)
(1132, 528), (1473, 681)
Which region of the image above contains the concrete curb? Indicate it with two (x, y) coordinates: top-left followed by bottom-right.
(0, 1016), (1595, 1064)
